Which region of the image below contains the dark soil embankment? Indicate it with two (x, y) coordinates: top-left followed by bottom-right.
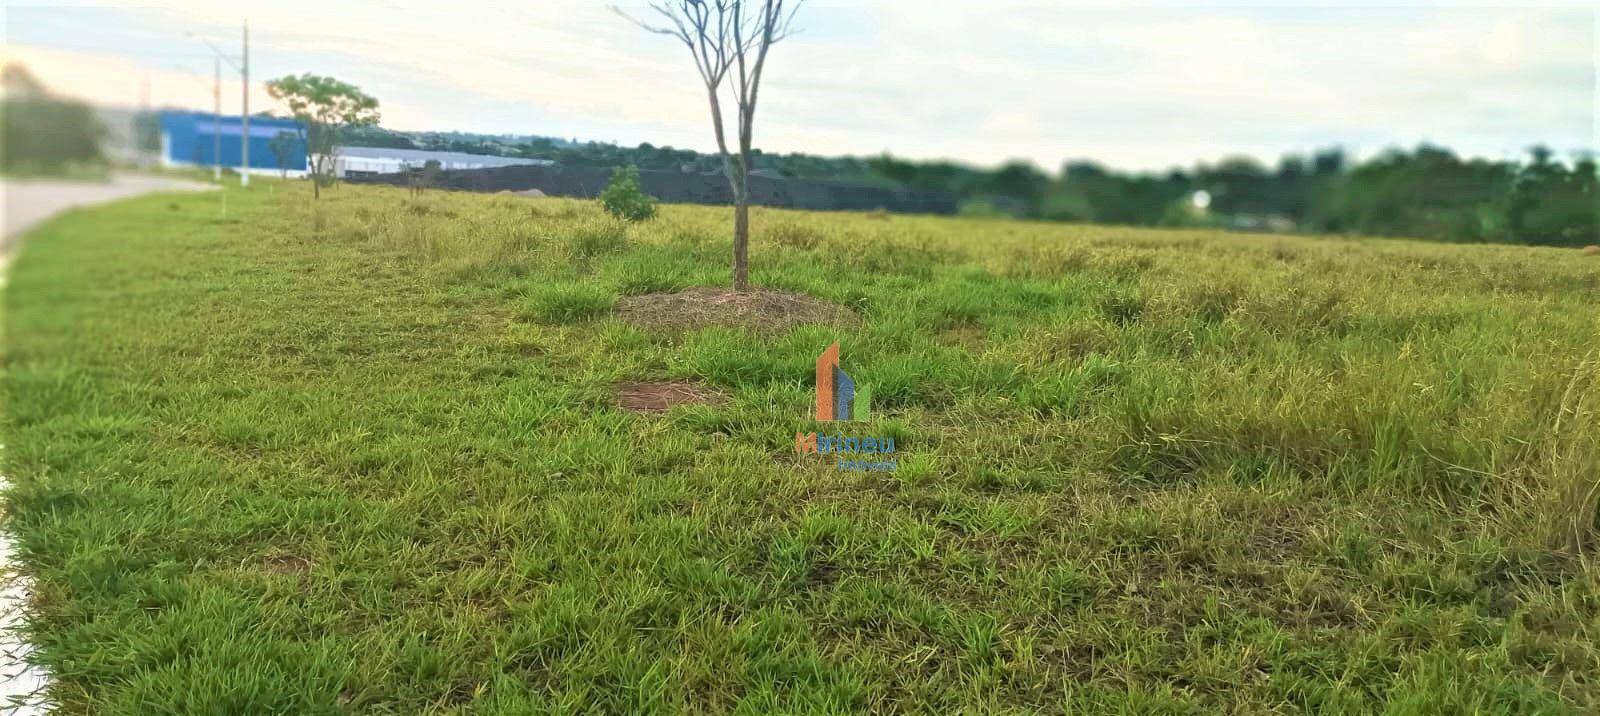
(349, 163), (958, 215)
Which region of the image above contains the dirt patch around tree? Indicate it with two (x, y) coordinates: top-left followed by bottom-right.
(615, 286), (855, 332)
(615, 379), (729, 412)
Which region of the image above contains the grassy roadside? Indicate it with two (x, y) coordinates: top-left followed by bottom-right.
(4, 182), (1598, 712)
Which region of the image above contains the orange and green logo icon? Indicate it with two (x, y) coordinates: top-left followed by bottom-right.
(815, 342), (870, 421)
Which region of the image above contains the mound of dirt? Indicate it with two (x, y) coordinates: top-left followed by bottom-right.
(616, 286), (855, 332)
(615, 380), (727, 412)
(1584, 245), (1600, 255)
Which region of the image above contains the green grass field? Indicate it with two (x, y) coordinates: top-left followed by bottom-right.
(5, 182), (1598, 713)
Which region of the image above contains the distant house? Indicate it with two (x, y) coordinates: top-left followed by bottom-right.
(331, 146), (553, 178)
(159, 111), (307, 175)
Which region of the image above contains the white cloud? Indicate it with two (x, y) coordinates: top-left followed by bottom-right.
(980, 110), (1041, 135)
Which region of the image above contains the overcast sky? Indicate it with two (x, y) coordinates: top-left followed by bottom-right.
(2, 1), (1595, 172)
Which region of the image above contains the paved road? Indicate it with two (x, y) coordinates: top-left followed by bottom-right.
(0, 172), (211, 714)
(2, 173), (215, 254)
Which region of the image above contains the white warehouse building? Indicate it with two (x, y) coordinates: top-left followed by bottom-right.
(330, 146), (553, 178)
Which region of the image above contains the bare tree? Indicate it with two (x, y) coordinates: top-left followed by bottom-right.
(618, 0), (802, 291)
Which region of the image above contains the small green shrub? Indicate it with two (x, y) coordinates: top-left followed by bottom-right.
(599, 165), (658, 222)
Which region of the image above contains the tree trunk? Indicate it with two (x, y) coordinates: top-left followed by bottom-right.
(732, 193), (750, 291)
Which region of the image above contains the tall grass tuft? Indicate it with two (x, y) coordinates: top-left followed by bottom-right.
(1534, 355), (1600, 555)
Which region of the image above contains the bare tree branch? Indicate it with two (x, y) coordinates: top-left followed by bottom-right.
(619, 0), (803, 290)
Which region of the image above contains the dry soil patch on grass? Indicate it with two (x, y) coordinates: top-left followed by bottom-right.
(260, 554), (313, 576)
(616, 286), (854, 332)
(615, 379), (728, 412)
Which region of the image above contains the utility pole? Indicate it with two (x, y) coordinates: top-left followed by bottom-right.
(240, 20), (250, 187)
(213, 56), (222, 182)
(139, 74), (152, 167)
(188, 27), (247, 185)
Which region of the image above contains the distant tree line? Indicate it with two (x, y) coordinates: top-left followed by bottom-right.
(339, 123), (1597, 247)
(873, 146), (1598, 247)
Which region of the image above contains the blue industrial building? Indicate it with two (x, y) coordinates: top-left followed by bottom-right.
(159, 111), (307, 174)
